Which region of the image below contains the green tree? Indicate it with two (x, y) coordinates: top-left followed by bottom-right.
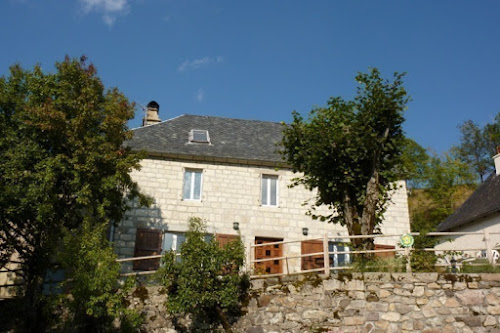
(408, 151), (476, 271)
(281, 68), (409, 250)
(483, 112), (500, 156)
(157, 217), (249, 333)
(455, 120), (491, 182)
(400, 138), (430, 189)
(455, 113), (500, 182)
(0, 56), (149, 331)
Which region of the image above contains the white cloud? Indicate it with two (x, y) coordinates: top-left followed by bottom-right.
(80, 0), (129, 26)
(178, 56), (224, 72)
(195, 88), (205, 103)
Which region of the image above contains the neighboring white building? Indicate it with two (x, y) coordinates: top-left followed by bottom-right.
(113, 102), (411, 274)
(435, 151), (500, 258)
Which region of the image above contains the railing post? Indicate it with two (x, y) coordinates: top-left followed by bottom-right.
(484, 229), (493, 264)
(248, 241), (254, 274)
(405, 247), (412, 273)
(323, 233), (330, 277)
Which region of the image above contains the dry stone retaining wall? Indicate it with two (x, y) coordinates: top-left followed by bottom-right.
(129, 273), (500, 332)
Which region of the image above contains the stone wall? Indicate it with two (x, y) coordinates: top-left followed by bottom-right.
(130, 273), (500, 333)
(115, 156), (410, 273)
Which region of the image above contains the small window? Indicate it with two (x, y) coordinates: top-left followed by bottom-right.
(183, 169), (202, 200)
(261, 175), (278, 206)
(189, 129), (210, 143)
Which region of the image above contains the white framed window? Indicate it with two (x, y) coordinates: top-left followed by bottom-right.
(261, 175), (278, 206)
(183, 169), (202, 200)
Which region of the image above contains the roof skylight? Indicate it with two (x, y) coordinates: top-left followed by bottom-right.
(189, 129), (210, 143)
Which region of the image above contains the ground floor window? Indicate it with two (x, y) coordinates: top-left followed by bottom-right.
(328, 242), (351, 267)
(300, 240), (352, 271)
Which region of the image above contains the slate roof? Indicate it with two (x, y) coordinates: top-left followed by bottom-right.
(437, 172), (500, 231)
(126, 114), (285, 164)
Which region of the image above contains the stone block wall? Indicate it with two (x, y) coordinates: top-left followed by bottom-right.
(115, 157), (411, 273)
(130, 273), (500, 333)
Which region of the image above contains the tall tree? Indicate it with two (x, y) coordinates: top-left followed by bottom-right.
(455, 120), (491, 182)
(483, 112), (500, 155)
(281, 68), (409, 250)
(0, 56), (149, 331)
(400, 138), (430, 189)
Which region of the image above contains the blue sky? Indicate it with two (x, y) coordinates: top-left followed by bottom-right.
(1, 0), (499, 153)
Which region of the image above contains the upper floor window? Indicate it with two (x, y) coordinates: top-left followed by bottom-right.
(261, 175), (278, 206)
(189, 129), (210, 143)
(183, 169), (202, 200)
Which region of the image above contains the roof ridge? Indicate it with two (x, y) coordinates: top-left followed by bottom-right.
(130, 114), (187, 131)
(179, 114), (283, 125)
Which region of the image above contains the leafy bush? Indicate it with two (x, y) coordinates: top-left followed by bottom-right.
(157, 217), (249, 332)
(351, 255), (407, 273)
(57, 221), (142, 332)
(461, 261), (500, 273)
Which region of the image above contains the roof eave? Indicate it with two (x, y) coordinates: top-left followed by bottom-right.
(140, 151), (291, 169)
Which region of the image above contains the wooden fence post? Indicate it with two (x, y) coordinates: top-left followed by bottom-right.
(323, 233), (330, 277)
(248, 241), (254, 274)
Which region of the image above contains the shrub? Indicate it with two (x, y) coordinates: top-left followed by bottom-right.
(57, 221), (142, 332)
(157, 217), (249, 332)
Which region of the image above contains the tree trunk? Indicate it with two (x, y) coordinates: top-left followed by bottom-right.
(22, 251), (49, 333)
(216, 306), (232, 333)
(23, 272), (46, 332)
(343, 192), (363, 248)
(360, 169), (379, 252)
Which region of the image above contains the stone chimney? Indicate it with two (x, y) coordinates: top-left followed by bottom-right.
(142, 101), (161, 126)
(494, 146), (500, 176)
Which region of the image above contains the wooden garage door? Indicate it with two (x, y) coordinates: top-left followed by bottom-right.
(254, 237), (283, 274)
(301, 240), (327, 271)
(133, 228), (162, 271)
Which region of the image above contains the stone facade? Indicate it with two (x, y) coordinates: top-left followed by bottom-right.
(114, 156), (410, 273)
(129, 273), (500, 333)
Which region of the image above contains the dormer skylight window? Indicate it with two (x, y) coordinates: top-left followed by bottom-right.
(189, 129), (210, 143)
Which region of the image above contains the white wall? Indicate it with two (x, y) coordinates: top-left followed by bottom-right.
(114, 157), (410, 273)
(434, 214), (500, 257)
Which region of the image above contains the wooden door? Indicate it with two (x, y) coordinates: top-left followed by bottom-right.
(254, 237), (283, 274)
(301, 240), (326, 270)
(133, 228), (162, 271)
(374, 244), (396, 258)
(216, 234), (240, 248)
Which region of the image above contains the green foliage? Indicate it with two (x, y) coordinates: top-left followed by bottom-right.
(351, 256), (406, 273)
(56, 221), (142, 332)
(0, 56), (149, 331)
(405, 148), (476, 271)
(281, 68), (409, 248)
(461, 260), (500, 273)
(455, 114), (500, 182)
(409, 152), (476, 234)
(400, 138), (430, 188)
(157, 217), (249, 332)
(483, 112), (500, 154)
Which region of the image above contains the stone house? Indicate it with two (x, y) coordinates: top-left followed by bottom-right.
(113, 102), (411, 274)
(436, 150), (500, 260)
